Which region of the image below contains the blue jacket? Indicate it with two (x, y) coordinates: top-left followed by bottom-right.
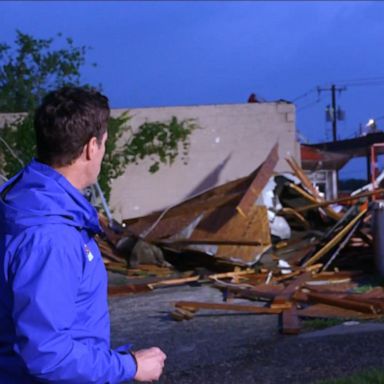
(0, 159), (136, 383)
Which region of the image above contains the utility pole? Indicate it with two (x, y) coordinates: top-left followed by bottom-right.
(317, 84), (346, 142)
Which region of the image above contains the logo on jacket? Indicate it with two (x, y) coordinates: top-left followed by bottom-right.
(84, 244), (94, 262)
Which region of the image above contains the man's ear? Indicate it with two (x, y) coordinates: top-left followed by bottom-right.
(85, 137), (98, 161)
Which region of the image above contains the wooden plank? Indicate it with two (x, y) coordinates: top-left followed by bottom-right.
(192, 205), (270, 243)
(279, 207), (310, 229)
(123, 148), (279, 240)
(286, 155), (341, 220)
(298, 303), (380, 319)
(215, 206), (271, 262)
(322, 220), (362, 271)
(305, 291), (379, 314)
(207, 269), (256, 280)
(159, 239), (265, 246)
(147, 276), (200, 289)
(280, 306), (301, 334)
(274, 264), (322, 283)
(214, 283), (285, 300)
(175, 301), (282, 314)
(347, 297), (384, 311)
(215, 245), (268, 264)
(236, 143), (279, 217)
(272, 272), (314, 308)
(302, 209), (367, 267)
(108, 284), (151, 296)
(123, 146), (278, 241)
(287, 182), (341, 221)
(286, 156), (321, 198)
(182, 205), (271, 263)
(295, 189), (384, 213)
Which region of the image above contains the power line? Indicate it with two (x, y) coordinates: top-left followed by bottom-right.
(292, 76), (384, 103)
(291, 87), (317, 102)
(296, 94), (324, 112)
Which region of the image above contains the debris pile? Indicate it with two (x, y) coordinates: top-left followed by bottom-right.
(98, 144), (384, 334)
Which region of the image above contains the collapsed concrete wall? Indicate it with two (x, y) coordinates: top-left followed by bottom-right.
(110, 102), (299, 221)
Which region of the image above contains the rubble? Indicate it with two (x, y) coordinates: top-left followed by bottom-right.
(98, 144), (384, 334)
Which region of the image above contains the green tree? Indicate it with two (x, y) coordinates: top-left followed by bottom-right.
(0, 31), (198, 202)
(0, 30), (92, 112)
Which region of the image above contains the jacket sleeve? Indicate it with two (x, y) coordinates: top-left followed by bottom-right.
(9, 228), (136, 384)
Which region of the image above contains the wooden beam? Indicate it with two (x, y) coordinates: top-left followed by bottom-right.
(306, 291), (380, 314)
(158, 239), (265, 246)
(271, 271), (314, 309)
(175, 301), (282, 314)
(280, 306), (301, 334)
(294, 189), (384, 213)
(148, 276), (200, 289)
(302, 209), (367, 267)
(287, 182), (341, 221)
(236, 143), (279, 217)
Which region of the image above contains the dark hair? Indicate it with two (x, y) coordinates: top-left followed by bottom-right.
(34, 86), (110, 166)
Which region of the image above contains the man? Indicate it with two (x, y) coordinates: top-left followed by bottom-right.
(0, 87), (166, 383)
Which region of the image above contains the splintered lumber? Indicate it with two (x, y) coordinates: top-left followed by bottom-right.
(207, 269), (256, 281)
(346, 297), (384, 312)
(274, 264), (322, 283)
(302, 208), (367, 267)
(108, 284), (152, 296)
(174, 301), (282, 315)
(280, 306), (301, 334)
(279, 207), (310, 229)
(159, 239), (265, 246)
(286, 156), (320, 197)
(287, 182), (341, 221)
(236, 143), (279, 218)
(295, 189), (384, 213)
(286, 156), (341, 220)
(170, 307), (196, 321)
(190, 205), (271, 263)
(147, 275), (200, 289)
(282, 244), (318, 266)
(305, 291), (380, 314)
(97, 238), (125, 263)
(322, 220), (361, 271)
(213, 282), (285, 301)
(271, 271), (314, 309)
(123, 144), (278, 242)
(297, 304), (380, 319)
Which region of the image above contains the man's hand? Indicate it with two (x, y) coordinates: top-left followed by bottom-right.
(133, 347), (167, 382)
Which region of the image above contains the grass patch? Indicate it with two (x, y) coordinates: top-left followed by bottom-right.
(302, 318), (345, 331)
(316, 368), (384, 383)
(352, 284), (374, 294)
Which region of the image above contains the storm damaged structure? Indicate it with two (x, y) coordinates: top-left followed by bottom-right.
(109, 101), (299, 220)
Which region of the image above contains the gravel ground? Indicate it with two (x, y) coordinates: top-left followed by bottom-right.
(108, 273), (384, 384)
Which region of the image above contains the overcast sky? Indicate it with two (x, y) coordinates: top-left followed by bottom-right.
(1, 1), (384, 178)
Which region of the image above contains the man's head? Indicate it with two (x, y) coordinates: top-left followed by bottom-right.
(34, 86), (110, 168)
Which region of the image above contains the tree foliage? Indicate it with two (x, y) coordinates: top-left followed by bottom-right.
(0, 30), (93, 113)
(0, 31), (198, 202)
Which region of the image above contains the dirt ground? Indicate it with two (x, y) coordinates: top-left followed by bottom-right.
(108, 272), (384, 384)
